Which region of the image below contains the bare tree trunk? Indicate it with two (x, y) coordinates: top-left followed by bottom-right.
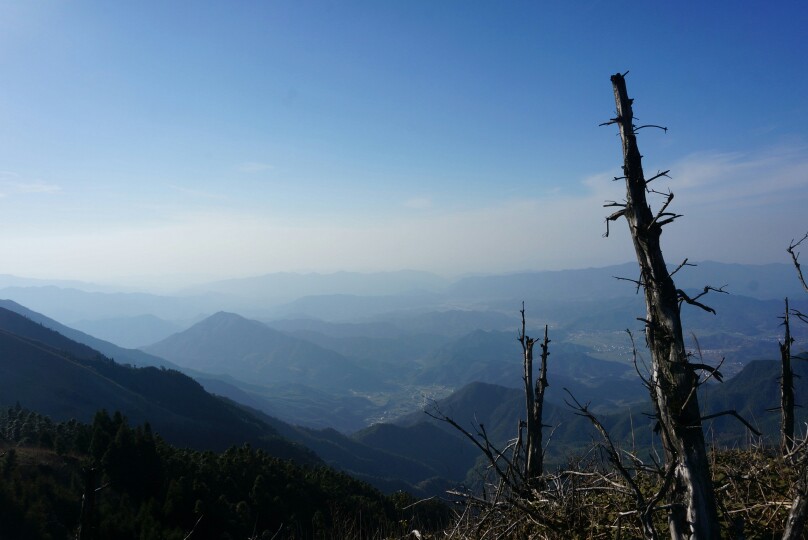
(76, 467), (97, 540)
(534, 325), (549, 475)
(783, 234), (808, 539)
(783, 462), (808, 540)
(606, 73), (720, 539)
(782, 298), (795, 454)
(521, 304), (537, 481)
(520, 305), (549, 482)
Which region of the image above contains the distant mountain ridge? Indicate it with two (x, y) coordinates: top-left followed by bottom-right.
(0, 285), (214, 323)
(0, 261), (800, 337)
(143, 311), (386, 391)
(446, 261), (806, 303)
(70, 313), (184, 348)
(182, 269), (450, 301)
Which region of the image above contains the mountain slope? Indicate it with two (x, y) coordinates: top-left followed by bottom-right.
(0, 306), (318, 462)
(391, 381), (629, 471)
(384, 354), (808, 480)
(239, 405), (451, 496)
(143, 311), (385, 391)
(197, 376), (379, 432)
(353, 421), (477, 482)
(0, 299), (180, 369)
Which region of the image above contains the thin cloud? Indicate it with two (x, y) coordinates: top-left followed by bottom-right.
(0, 171), (60, 197)
(670, 144), (808, 209)
(4, 144), (806, 281)
(591, 144), (808, 266)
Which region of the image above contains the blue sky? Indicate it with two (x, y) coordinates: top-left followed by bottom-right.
(0, 2), (806, 286)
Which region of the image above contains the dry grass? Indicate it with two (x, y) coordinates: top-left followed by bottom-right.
(426, 446), (801, 539)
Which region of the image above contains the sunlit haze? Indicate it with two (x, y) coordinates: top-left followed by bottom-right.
(1, 2), (806, 288)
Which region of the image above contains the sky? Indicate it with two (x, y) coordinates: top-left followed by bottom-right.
(0, 1), (807, 287)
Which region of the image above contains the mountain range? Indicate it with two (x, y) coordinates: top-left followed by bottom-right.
(0, 260), (804, 498)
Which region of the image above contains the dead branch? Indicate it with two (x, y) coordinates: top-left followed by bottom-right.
(615, 272), (648, 295)
(670, 258), (694, 277)
(788, 232), (808, 293)
(688, 362), (724, 384)
(648, 192), (675, 230)
(626, 329), (652, 390)
(634, 125), (668, 133)
(645, 169), (671, 185)
(676, 285), (727, 314)
(604, 209), (627, 237)
(687, 333), (726, 385)
(425, 408), (522, 493)
(700, 410), (761, 438)
(183, 515), (205, 540)
(564, 389), (662, 540)
(614, 275), (644, 289)
(792, 309), (808, 325)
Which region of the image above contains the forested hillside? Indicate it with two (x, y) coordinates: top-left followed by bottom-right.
(0, 406), (449, 539)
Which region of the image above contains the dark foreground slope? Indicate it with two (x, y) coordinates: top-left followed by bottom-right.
(0, 299), (180, 369)
(0, 306), (315, 461)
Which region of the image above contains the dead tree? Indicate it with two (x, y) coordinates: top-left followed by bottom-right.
(781, 298), (795, 454)
(519, 303), (550, 482)
(783, 235), (808, 540)
(76, 467), (97, 540)
(603, 73), (720, 538)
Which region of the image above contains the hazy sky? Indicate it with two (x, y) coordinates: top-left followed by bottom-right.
(1, 2), (807, 286)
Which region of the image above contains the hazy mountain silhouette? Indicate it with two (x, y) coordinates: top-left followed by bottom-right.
(143, 311), (385, 391)
(0, 261), (798, 344)
(445, 262), (806, 303)
(70, 313), (184, 348)
(183, 270), (449, 300)
(0, 299), (180, 369)
(0, 286), (214, 323)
